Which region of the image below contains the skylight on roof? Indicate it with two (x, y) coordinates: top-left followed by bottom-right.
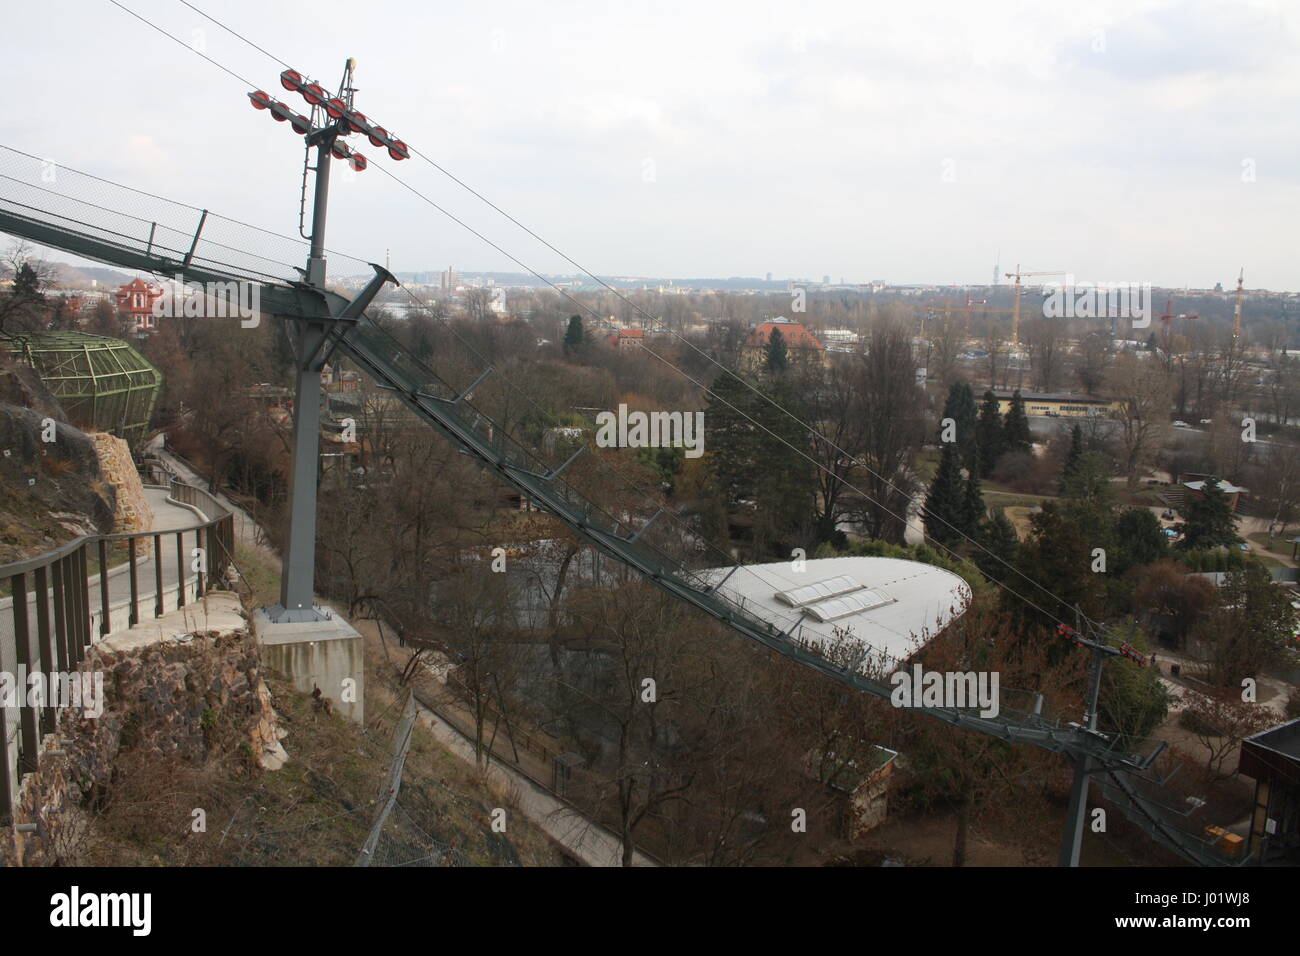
(774, 575), (862, 608)
(804, 589), (893, 623)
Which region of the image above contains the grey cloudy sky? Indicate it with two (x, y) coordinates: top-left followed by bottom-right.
(5, 0), (1298, 289)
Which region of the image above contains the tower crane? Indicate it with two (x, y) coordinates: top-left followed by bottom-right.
(1159, 298), (1199, 349)
(1005, 265), (1065, 346)
(1232, 268), (1245, 340)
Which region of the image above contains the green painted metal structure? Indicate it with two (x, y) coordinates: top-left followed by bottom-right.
(0, 331), (161, 442)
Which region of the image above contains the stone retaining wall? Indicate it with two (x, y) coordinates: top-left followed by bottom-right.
(2, 623), (287, 866)
(89, 432), (152, 534)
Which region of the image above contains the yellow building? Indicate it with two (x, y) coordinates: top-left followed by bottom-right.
(992, 391), (1120, 418)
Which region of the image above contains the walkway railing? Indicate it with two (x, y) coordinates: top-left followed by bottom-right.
(0, 469), (236, 825)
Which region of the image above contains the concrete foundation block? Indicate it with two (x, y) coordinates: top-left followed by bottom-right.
(253, 605), (364, 723)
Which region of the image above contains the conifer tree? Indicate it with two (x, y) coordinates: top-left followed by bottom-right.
(975, 509), (1019, 584)
(1004, 389), (1032, 455)
(563, 314), (585, 354)
(960, 469), (986, 538)
(940, 381), (978, 470)
(1177, 478), (1241, 551)
(765, 327), (789, 373)
(923, 442), (965, 547)
(1058, 423), (1083, 494)
(975, 390), (1005, 477)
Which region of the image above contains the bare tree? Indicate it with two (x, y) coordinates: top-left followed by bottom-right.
(1108, 351), (1172, 487)
(1021, 316), (1063, 393)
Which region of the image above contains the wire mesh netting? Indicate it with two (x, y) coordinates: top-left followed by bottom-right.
(0, 143), (369, 286)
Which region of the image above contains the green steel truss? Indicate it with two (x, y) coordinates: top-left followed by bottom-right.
(0, 331), (161, 442)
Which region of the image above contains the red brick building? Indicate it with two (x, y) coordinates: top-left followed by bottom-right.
(114, 278), (164, 333)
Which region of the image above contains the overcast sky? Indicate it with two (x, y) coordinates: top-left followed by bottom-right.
(4, 0), (1298, 289)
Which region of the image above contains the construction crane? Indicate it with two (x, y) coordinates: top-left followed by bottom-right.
(1159, 298), (1199, 353)
(923, 296), (1000, 337)
(1005, 265), (1065, 345)
(1232, 268), (1245, 340)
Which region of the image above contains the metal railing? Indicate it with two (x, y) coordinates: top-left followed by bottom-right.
(0, 471), (236, 825)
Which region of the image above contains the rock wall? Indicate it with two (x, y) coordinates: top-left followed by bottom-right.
(90, 432), (153, 534)
(2, 626), (287, 867)
(0, 402), (115, 563)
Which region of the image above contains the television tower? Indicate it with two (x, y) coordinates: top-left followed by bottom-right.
(1232, 268), (1245, 340)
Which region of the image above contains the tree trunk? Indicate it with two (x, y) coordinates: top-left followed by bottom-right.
(953, 796), (970, 867)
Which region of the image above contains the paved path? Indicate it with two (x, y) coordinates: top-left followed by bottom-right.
(1, 487), (209, 652)
(358, 619), (656, 867)
(3, 485), (214, 768)
(147, 442), (263, 551)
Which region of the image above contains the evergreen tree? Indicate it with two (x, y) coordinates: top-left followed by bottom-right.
(765, 327), (789, 373)
(1207, 564), (1298, 685)
(703, 371), (812, 558)
(704, 371), (760, 504)
(1059, 424), (1083, 495)
(960, 469), (986, 538)
(563, 314), (585, 353)
(974, 390), (1005, 477)
(1004, 389), (1032, 455)
(939, 381), (978, 470)
(923, 442), (965, 547)
(1009, 501), (1105, 633)
(975, 508), (1019, 584)
(751, 375), (814, 555)
(12, 262), (44, 302)
(1177, 478), (1241, 551)
(1114, 507), (1168, 573)
(1061, 450), (1112, 508)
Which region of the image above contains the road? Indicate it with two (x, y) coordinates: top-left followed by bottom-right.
(1, 486), (208, 656)
(2, 485), (213, 777)
(1027, 415), (1290, 449)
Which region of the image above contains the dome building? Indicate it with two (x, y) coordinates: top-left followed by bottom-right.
(0, 331), (161, 444)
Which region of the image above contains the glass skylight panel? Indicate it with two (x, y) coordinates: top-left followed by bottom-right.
(804, 589), (892, 622)
(774, 574), (862, 608)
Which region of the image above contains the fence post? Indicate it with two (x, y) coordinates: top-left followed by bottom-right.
(175, 532), (185, 609)
(11, 572), (38, 775)
(51, 555), (68, 672)
(74, 545), (88, 664)
(128, 536), (139, 627)
(154, 533), (163, 617)
(97, 539), (110, 636)
(0, 582), (12, 825)
(35, 565), (54, 736)
(195, 526), (205, 598)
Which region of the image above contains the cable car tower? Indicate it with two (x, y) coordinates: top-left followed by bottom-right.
(246, 58), (410, 622)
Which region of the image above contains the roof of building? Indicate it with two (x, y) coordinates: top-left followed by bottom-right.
(1183, 479), (1247, 495)
(1243, 718), (1300, 762)
(116, 277), (160, 294)
(703, 556), (971, 669)
(991, 390), (1112, 404)
(746, 319), (824, 350)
